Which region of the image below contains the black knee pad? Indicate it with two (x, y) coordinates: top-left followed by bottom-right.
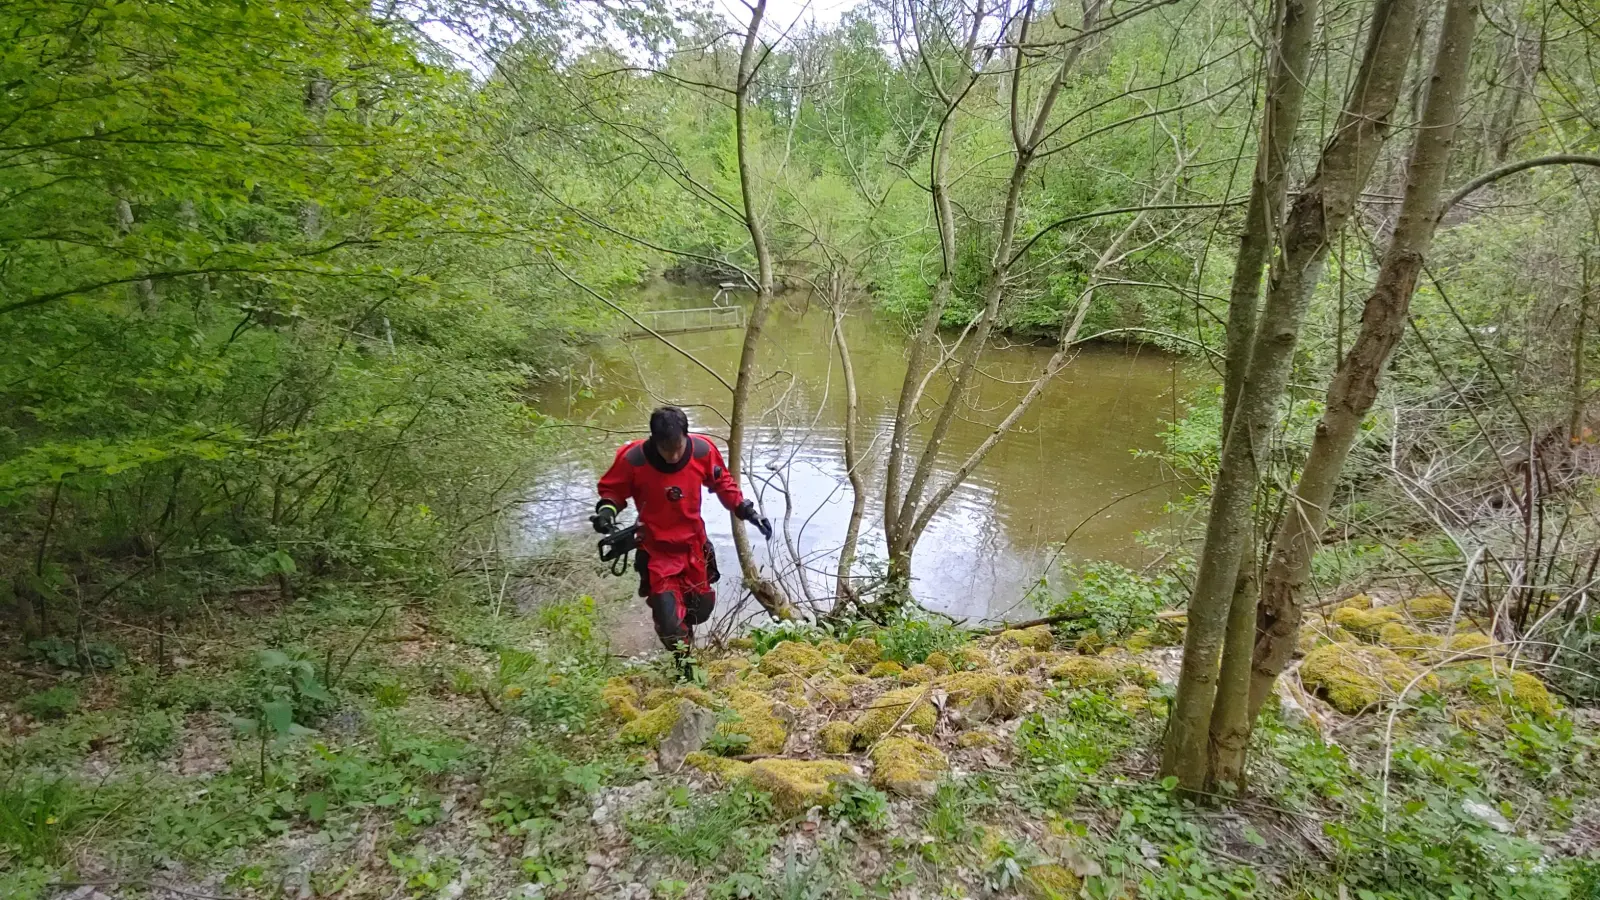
(684, 591), (715, 626)
(648, 592), (686, 644)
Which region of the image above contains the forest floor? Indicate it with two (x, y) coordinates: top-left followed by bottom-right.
(4, 563), (1600, 900)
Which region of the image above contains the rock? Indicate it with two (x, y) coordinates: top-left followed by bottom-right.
(869, 736), (947, 797)
(998, 625), (1054, 650)
(1461, 799), (1513, 833)
(658, 704), (716, 772)
(619, 698), (698, 747)
(1331, 606), (1404, 639)
(748, 759), (861, 811)
(866, 660), (905, 678)
(684, 751), (753, 783)
(1299, 643), (1437, 714)
(1045, 656), (1120, 687)
(853, 686), (936, 744)
(955, 731), (998, 749)
(818, 720), (857, 754)
(937, 672), (1030, 721)
(716, 689), (788, 754)
(845, 638), (882, 671)
(759, 641), (830, 677)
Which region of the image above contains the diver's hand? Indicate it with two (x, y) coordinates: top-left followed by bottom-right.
(735, 500), (773, 541)
(591, 502), (618, 534)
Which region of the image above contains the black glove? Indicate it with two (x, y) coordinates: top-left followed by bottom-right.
(591, 501), (618, 534)
(735, 500), (773, 541)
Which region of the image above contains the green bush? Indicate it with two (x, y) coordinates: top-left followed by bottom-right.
(18, 685), (80, 721)
(871, 610), (968, 666)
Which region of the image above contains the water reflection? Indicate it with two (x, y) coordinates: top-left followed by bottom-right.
(519, 282), (1198, 622)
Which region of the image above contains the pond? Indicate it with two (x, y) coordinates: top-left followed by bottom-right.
(519, 280), (1201, 627)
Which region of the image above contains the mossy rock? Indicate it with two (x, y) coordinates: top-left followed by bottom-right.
(748, 759), (861, 811)
(1006, 650), (1060, 673)
(955, 646), (991, 670)
(1046, 656), (1121, 687)
(1120, 664), (1159, 687)
(1299, 643), (1437, 714)
(1381, 624), (1493, 661)
(938, 671), (1030, 721)
(642, 684), (715, 710)
(684, 751), (752, 784)
(1402, 593), (1455, 621)
(853, 686), (936, 744)
(619, 697), (696, 747)
(1377, 623), (1442, 655)
(902, 663), (937, 683)
(998, 625), (1055, 650)
(603, 677), (643, 722)
(727, 636), (756, 650)
(955, 731), (998, 749)
(1296, 625), (1355, 656)
(1074, 632), (1107, 655)
(1115, 684), (1151, 712)
(1331, 605), (1404, 639)
(1459, 665), (1557, 718)
(816, 638), (844, 656)
(924, 651), (954, 674)
(812, 678), (853, 707)
(818, 720), (857, 754)
(1339, 593), (1374, 610)
(1022, 864), (1083, 900)
(717, 689), (789, 754)
(705, 657), (753, 688)
(766, 673), (814, 708)
(759, 641), (830, 677)
(867, 660), (906, 679)
(869, 736), (948, 797)
(836, 672), (871, 687)
(844, 637), (882, 671)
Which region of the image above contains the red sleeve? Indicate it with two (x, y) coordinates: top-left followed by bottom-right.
(703, 439), (744, 510)
(596, 443), (635, 510)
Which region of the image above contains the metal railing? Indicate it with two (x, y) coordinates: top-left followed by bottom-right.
(623, 305), (746, 338)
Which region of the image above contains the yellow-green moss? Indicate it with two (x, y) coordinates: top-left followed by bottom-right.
(1297, 625), (1355, 656)
(938, 671), (1029, 721)
(1463, 666), (1556, 718)
(955, 646), (990, 670)
(602, 677), (642, 722)
(1331, 605), (1404, 639)
(816, 638), (844, 656)
(705, 657), (753, 688)
(1300, 643), (1437, 714)
(748, 759), (860, 811)
(853, 686), (936, 744)
(1378, 623), (1442, 653)
(765, 673), (813, 708)
(643, 684), (714, 709)
(1074, 632), (1106, 655)
(728, 636), (756, 650)
(759, 641), (830, 677)
(1021, 864), (1082, 900)
(1120, 664), (1159, 687)
(717, 689), (788, 754)
(837, 672), (870, 687)
(684, 751), (752, 784)
(812, 678), (853, 707)
(956, 731), (998, 749)
(845, 637), (882, 671)
(818, 720), (857, 754)
(1340, 593), (1374, 610)
(867, 660), (906, 679)
(998, 625), (1055, 650)
(1115, 684), (1151, 712)
(619, 697), (693, 746)
(869, 736), (948, 797)
(924, 651), (954, 674)
(1402, 593), (1455, 621)
(1006, 650), (1060, 673)
(902, 663), (937, 683)
(1046, 656), (1121, 687)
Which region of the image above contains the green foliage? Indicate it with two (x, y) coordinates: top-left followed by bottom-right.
(870, 609), (968, 666)
(627, 785), (777, 866)
(1029, 561), (1186, 646)
(827, 781), (891, 831)
(18, 685), (80, 721)
(0, 778), (79, 866)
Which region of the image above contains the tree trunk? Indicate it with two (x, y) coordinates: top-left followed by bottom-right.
(726, 0), (795, 620)
(1573, 251), (1593, 443)
(1204, 0), (1321, 790)
(833, 305), (868, 613)
(1246, 0), (1479, 727)
(1162, 0), (1424, 791)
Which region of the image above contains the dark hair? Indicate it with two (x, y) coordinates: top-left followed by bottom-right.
(649, 406), (689, 445)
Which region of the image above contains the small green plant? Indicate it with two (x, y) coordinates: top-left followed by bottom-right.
(748, 620), (831, 654)
(231, 649), (333, 784)
(122, 709), (180, 758)
(828, 782), (890, 831)
(0, 777), (78, 865)
(372, 680), (410, 709)
(871, 610), (967, 666)
(627, 787), (775, 866)
(1028, 561), (1184, 646)
(981, 836), (1042, 892)
(27, 636), (123, 672)
(19, 685), (79, 721)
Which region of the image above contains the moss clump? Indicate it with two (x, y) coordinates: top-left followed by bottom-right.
(1297, 624), (1355, 656)
(955, 731), (998, 749)
(853, 686), (936, 743)
(602, 677), (642, 722)
(924, 651), (954, 674)
(1446, 632), (1493, 654)
(1006, 650), (1060, 673)
(765, 673), (813, 708)
(1046, 656), (1121, 687)
(1377, 623), (1442, 654)
(1462, 666), (1556, 718)
(684, 751), (752, 784)
(1300, 643), (1437, 714)
(812, 678), (853, 707)
(1074, 632), (1106, 655)
(1022, 864), (1082, 900)
(939, 671), (1029, 721)
(717, 689), (789, 754)
(748, 759), (860, 811)
(1115, 684), (1151, 712)
(902, 663), (937, 683)
(845, 637), (882, 671)
(1340, 593), (1374, 610)
(705, 657), (753, 688)
(869, 736), (948, 797)
(1332, 605), (1404, 639)
(866, 660), (906, 679)
(759, 640), (830, 677)
(1120, 664), (1159, 687)
(1402, 593), (1455, 621)
(619, 697), (694, 747)
(998, 625), (1054, 650)
(955, 646), (990, 670)
(837, 672), (870, 687)
(728, 636), (756, 650)
(818, 720), (857, 754)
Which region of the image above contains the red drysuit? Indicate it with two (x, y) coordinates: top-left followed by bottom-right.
(596, 434), (744, 648)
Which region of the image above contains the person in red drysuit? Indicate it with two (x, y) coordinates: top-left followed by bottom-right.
(592, 406), (772, 663)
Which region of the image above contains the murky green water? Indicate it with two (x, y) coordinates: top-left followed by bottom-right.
(520, 281), (1200, 624)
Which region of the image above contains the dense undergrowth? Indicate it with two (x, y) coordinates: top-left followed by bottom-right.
(5, 563), (1597, 900)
